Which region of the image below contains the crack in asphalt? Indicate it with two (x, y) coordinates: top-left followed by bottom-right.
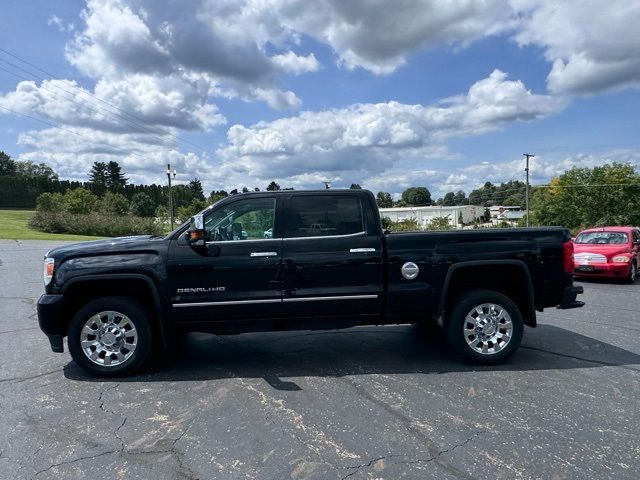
(0, 326), (39, 335)
(520, 346), (640, 373)
(337, 375), (476, 480)
(97, 383), (121, 415)
(0, 368), (62, 384)
(30, 450), (116, 479)
(340, 430), (486, 480)
(94, 381), (199, 478)
(28, 414), (198, 479)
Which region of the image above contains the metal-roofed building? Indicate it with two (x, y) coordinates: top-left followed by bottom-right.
(379, 205), (484, 229)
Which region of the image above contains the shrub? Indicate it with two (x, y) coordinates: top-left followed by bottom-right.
(64, 188), (98, 214)
(388, 218), (420, 232)
(427, 216), (452, 231)
(101, 191), (130, 215)
(29, 211), (162, 237)
(130, 192), (155, 217)
(36, 192), (65, 212)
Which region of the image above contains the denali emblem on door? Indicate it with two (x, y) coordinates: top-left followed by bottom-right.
(177, 287), (226, 293)
(401, 262), (419, 280)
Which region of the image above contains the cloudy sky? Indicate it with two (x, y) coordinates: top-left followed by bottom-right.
(1, 0), (639, 197)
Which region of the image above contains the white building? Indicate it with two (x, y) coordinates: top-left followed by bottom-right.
(379, 205), (485, 229)
(489, 205), (523, 220)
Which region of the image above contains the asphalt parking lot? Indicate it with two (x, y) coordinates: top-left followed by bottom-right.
(0, 239), (639, 480)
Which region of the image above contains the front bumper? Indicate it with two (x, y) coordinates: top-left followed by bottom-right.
(557, 285), (585, 309)
(573, 262), (631, 278)
(37, 294), (66, 353)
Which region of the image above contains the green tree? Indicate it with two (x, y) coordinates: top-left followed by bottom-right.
(64, 188), (98, 214)
(401, 186), (432, 206)
(0, 151), (16, 176)
(442, 192), (456, 206)
(16, 161), (58, 181)
(89, 161), (108, 187)
(266, 181), (281, 191)
(469, 181), (525, 207)
(376, 191), (393, 208)
(176, 199), (208, 222)
(130, 192), (155, 217)
(504, 193), (524, 207)
(106, 161), (128, 189)
(208, 190), (227, 205)
(349, 183), (362, 189)
(189, 178), (205, 201)
(532, 163), (640, 228)
(454, 190), (467, 205)
(36, 192), (65, 212)
(101, 191), (130, 215)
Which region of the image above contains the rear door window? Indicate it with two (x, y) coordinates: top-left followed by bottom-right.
(284, 195), (364, 238)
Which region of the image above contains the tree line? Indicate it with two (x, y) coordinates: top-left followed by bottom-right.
(373, 181), (527, 209)
(3, 150), (638, 233)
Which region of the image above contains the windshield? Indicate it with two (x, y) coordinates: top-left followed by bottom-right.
(575, 231), (628, 244)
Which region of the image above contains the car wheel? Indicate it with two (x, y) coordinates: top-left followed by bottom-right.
(68, 296), (153, 377)
(627, 262), (637, 284)
(446, 289), (523, 365)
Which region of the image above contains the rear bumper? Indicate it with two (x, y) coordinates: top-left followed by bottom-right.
(37, 294), (66, 353)
(557, 286), (585, 309)
(573, 262), (631, 278)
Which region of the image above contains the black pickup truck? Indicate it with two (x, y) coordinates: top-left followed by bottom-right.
(38, 189), (583, 376)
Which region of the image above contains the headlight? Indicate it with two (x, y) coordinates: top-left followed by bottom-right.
(612, 255), (630, 263)
(43, 258), (55, 285)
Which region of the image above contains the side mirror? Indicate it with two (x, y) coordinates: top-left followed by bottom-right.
(186, 214), (207, 246)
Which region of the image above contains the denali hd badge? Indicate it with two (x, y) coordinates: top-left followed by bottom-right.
(177, 287), (226, 293)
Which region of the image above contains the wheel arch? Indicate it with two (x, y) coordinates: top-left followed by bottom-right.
(437, 260), (536, 327)
(60, 274), (169, 348)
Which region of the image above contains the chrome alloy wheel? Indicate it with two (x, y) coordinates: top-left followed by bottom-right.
(80, 311), (138, 367)
(463, 303), (513, 355)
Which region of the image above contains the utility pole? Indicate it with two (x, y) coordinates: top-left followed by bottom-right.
(523, 153), (534, 227)
(166, 164), (177, 230)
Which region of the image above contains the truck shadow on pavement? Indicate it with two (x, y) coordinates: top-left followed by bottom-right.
(63, 324), (640, 389)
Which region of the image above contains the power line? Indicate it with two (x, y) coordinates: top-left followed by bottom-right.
(0, 63), (174, 144)
(536, 183), (640, 188)
(0, 56), (203, 154)
(0, 47), (211, 155)
(0, 104), (157, 165)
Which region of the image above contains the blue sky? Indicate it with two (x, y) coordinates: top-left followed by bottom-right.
(1, 0), (639, 197)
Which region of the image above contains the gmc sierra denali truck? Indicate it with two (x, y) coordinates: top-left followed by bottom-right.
(37, 189), (584, 376)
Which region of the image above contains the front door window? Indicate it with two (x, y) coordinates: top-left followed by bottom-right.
(205, 197), (276, 241)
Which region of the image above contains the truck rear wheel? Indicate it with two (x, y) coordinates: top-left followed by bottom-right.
(446, 289), (523, 365)
(68, 296), (153, 377)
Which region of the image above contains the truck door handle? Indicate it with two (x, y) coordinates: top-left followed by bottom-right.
(349, 248), (376, 253)
(250, 251), (278, 257)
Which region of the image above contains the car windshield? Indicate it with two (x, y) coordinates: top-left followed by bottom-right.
(575, 231), (628, 244)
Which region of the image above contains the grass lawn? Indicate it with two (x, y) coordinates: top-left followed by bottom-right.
(0, 210), (103, 241)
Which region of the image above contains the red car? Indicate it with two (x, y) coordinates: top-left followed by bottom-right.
(573, 227), (640, 282)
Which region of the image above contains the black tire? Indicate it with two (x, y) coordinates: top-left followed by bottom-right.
(626, 262), (637, 284)
(445, 289), (523, 365)
(68, 296), (153, 377)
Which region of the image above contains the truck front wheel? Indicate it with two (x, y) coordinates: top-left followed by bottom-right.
(446, 289), (523, 365)
(68, 296), (153, 377)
